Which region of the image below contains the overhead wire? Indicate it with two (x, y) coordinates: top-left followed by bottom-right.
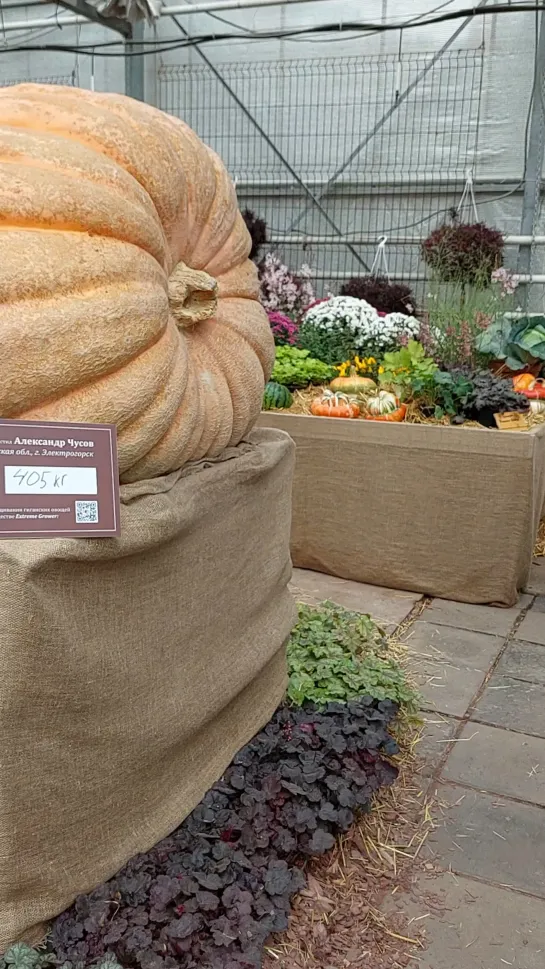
(2, 3), (545, 56)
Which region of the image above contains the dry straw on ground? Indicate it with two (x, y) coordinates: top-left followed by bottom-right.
(270, 386), (545, 430)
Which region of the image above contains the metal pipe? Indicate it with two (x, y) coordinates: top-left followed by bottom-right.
(234, 177), (525, 191)
(269, 234), (545, 246)
(303, 271), (545, 282)
(163, 0), (332, 16)
(125, 19), (145, 98)
(518, 5), (545, 307)
(0, 0), (327, 29)
(0, 0), (50, 8)
(0, 12), (86, 30)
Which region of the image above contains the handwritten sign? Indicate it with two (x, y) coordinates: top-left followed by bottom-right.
(0, 420), (120, 539)
(494, 411), (530, 431)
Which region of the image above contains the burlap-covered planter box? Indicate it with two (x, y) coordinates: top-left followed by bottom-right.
(0, 427), (296, 949)
(259, 414), (545, 606)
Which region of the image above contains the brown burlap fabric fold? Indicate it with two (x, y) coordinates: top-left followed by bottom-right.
(259, 414), (545, 606)
(0, 427), (296, 949)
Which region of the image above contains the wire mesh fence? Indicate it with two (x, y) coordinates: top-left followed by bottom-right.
(159, 49), (487, 296)
(1, 74), (76, 86)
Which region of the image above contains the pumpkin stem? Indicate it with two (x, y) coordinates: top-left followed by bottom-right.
(168, 262), (218, 328)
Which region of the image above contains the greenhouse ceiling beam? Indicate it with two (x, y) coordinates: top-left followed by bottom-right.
(0, 11), (87, 30)
(125, 19), (145, 100)
(171, 14), (370, 270)
(286, 0), (491, 234)
(54, 0), (131, 35)
(518, 4), (545, 300)
(162, 0), (332, 15)
(0, 0), (331, 33)
(0, 0), (328, 10)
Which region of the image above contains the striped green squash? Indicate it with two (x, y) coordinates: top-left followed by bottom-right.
(262, 382), (293, 410)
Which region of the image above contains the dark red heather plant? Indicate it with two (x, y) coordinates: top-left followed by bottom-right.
(49, 700), (398, 969)
(340, 275), (416, 315)
(421, 222), (504, 287)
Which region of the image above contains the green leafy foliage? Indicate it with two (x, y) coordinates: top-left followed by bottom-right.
(432, 369), (474, 417)
(476, 315), (545, 370)
(271, 346), (334, 389)
(433, 368), (529, 421)
(287, 601), (420, 712)
(297, 320), (356, 366)
(378, 341), (438, 399)
(0, 945), (122, 969)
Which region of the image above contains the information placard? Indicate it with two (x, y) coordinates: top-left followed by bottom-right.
(0, 419), (120, 539)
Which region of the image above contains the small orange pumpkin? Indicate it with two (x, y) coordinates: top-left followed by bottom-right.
(310, 391), (360, 419)
(513, 373), (536, 392)
(364, 403), (407, 423)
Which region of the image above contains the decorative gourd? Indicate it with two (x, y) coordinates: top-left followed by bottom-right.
(330, 372), (376, 395)
(364, 403), (407, 423)
(262, 382), (293, 410)
(310, 391), (360, 419)
(518, 378), (545, 400)
(0, 84), (274, 482)
(513, 373), (536, 392)
(366, 391), (399, 416)
(530, 399), (545, 415)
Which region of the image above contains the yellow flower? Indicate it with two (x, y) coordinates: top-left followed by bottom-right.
(378, 366), (385, 374)
(367, 357), (376, 365)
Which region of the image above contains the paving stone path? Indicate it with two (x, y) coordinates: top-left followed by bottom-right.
(291, 562), (545, 969)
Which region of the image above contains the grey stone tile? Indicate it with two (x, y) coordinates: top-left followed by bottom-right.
(497, 639), (545, 684)
(472, 672), (545, 738)
(385, 871), (545, 969)
(290, 568), (420, 627)
(428, 783), (545, 897)
(525, 560), (545, 595)
(421, 594), (532, 636)
(414, 714), (458, 779)
(442, 722), (545, 805)
(405, 621), (502, 717)
(517, 598), (545, 645)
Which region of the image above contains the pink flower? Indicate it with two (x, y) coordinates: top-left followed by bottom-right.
(267, 310), (299, 346)
(259, 253), (315, 318)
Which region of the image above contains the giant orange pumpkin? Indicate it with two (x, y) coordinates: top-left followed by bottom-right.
(0, 84), (274, 482)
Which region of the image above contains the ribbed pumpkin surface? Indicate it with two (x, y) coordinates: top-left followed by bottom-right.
(0, 84), (274, 481)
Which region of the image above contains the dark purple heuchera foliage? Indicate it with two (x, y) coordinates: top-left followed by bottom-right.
(340, 275), (416, 315)
(50, 700), (398, 969)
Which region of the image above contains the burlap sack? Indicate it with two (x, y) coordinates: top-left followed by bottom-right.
(259, 414), (545, 606)
(0, 427), (296, 949)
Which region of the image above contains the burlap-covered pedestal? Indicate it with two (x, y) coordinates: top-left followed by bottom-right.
(0, 427), (296, 949)
(259, 413), (545, 606)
